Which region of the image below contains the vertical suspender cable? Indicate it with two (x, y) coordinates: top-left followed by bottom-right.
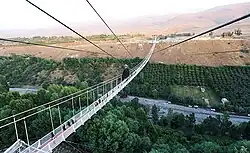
(110, 80), (113, 90)
(49, 105), (55, 132)
(97, 86), (99, 97)
(23, 119), (30, 146)
(87, 91), (89, 107)
(92, 90), (95, 102)
(78, 97), (82, 111)
(57, 106), (62, 125)
(72, 97), (75, 116)
(102, 83), (105, 95)
(13, 117), (19, 140)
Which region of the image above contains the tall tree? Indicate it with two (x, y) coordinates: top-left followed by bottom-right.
(0, 75), (9, 93)
(234, 29), (242, 36)
(152, 104), (159, 124)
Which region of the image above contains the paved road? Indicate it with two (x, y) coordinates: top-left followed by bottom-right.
(120, 96), (250, 124)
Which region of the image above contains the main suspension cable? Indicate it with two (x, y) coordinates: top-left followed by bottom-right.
(26, 0), (115, 58)
(153, 13), (250, 54)
(0, 38), (107, 55)
(85, 0), (133, 58)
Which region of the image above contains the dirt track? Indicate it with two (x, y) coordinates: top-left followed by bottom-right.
(0, 39), (249, 66)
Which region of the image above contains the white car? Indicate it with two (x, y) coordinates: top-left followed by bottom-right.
(211, 109), (216, 112)
(188, 105), (192, 108)
(167, 101), (172, 104)
(194, 105), (199, 108)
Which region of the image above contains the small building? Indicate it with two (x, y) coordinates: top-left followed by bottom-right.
(201, 87), (206, 92)
(221, 98), (229, 104)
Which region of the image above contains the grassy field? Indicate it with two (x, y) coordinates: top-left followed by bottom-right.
(169, 85), (219, 106)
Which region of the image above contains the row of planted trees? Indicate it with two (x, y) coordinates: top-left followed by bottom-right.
(127, 63), (250, 114)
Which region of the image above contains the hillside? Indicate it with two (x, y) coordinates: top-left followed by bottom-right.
(158, 2), (250, 35)
(119, 2), (250, 35)
(1, 39), (250, 66)
(1, 2), (250, 37)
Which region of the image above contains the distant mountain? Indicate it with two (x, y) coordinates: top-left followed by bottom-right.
(1, 2), (250, 37)
(157, 2), (250, 34)
(117, 2), (250, 35)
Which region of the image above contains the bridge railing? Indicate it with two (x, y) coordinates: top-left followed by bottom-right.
(5, 40), (156, 153)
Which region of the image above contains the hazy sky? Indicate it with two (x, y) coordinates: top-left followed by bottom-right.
(0, 0), (249, 30)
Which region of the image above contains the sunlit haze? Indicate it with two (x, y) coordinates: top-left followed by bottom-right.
(0, 0), (249, 30)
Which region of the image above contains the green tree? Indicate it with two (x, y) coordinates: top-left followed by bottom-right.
(243, 122), (250, 139)
(150, 144), (171, 153)
(190, 142), (221, 153)
(0, 75), (8, 93)
(171, 113), (185, 129)
(234, 29), (242, 36)
(220, 113), (232, 135)
(174, 148), (190, 153)
(152, 104), (159, 124)
(152, 89), (159, 99)
(9, 99), (34, 113)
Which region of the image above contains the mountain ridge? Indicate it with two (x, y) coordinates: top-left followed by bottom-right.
(1, 2), (250, 37)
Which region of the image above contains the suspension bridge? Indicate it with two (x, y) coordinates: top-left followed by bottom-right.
(0, 0), (250, 153)
(2, 39), (156, 153)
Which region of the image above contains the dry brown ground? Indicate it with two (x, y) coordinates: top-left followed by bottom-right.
(0, 39), (249, 66)
(153, 39), (250, 66)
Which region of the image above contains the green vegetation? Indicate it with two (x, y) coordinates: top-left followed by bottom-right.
(0, 55), (250, 152)
(234, 28), (242, 36)
(127, 64), (250, 114)
(169, 85), (218, 106)
(1, 90), (250, 153)
(0, 75), (9, 93)
(0, 55), (140, 86)
(0, 34), (145, 45)
(1, 55), (250, 114)
(0, 84), (82, 147)
(70, 100), (250, 153)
